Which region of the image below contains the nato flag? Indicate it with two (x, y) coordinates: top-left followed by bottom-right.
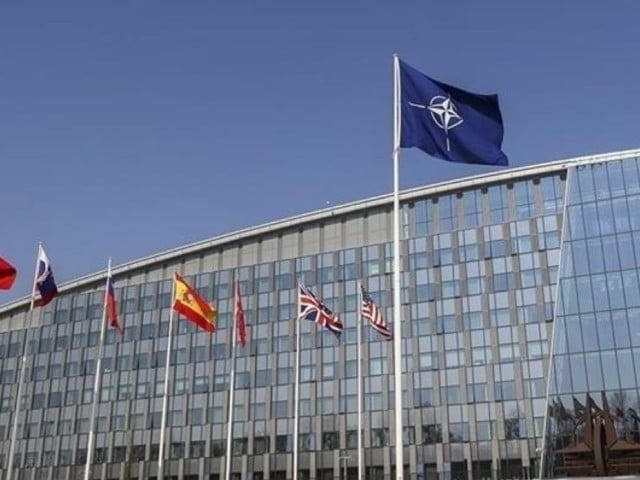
(399, 60), (508, 166)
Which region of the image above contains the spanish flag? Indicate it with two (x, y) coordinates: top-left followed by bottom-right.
(172, 273), (217, 332)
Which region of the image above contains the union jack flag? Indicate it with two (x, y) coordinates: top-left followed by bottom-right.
(298, 282), (343, 339)
(361, 285), (392, 341)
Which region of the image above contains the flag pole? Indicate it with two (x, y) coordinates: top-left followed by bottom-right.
(84, 258), (112, 480)
(357, 280), (364, 480)
(158, 273), (177, 480)
(392, 53), (404, 480)
(293, 284), (301, 480)
(6, 243), (42, 480)
(224, 281), (240, 480)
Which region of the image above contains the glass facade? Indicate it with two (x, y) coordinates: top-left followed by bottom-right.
(542, 159), (640, 477)
(1, 156), (637, 479)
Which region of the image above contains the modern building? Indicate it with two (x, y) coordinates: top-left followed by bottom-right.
(1, 149), (640, 480)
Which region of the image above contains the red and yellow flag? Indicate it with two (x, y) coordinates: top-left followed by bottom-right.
(172, 273), (217, 332)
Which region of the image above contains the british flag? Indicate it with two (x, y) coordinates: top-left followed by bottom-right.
(361, 285), (392, 341)
(298, 282), (343, 339)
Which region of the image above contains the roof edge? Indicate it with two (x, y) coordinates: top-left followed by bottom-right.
(2, 147), (639, 314)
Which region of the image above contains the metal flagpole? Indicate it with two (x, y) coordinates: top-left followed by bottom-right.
(6, 243), (42, 480)
(392, 53), (404, 480)
(158, 274), (177, 480)
(357, 280), (364, 480)
(224, 281), (240, 480)
(84, 258), (113, 480)
(293, 286), (301, 480)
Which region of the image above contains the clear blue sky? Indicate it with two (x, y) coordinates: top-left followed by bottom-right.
(2, 1), (640, 304)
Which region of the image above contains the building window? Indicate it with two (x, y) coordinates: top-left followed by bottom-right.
(540, 175), (564, 213)
(422, 424), (442, 444)
(76, 418), (89, 434)
(146, 412), (162, 429)
(42, 450), (55, 466)
(118, 384), (131, 400)
(317, 397), (333, 415)
(321, 431), (338, 450)
(403, 426), (415, 445)
(208, 406), (224, 424)
(232, 438), (248, 456)
(48, 392), (62, 408)
(371, 428), (389, 447)
(438, 195), (457, 232)
(24, 452), (37, 467)
(254, 436), (270, 455)
(317, 253), (335, 284)
(414, 388), (433, 407)
(129, 445), (144, 461)
(254, 263), (272, 293)
(275, 435), (291, 453)
(449, 423), (469, 442)
(299, 433), (314, 452)
(211, 440), (224, 457)
(249, 402), (265, 420)
(32, 394), (45, 409)
(463, 190), (483, 227)
(58, 419), (73, 435)
(273, 400), (288, 418)
(110, 446), (125, 462)
(76, 449), (87, 465)
(170, 442), (185, 459)
(40, 420), (54, 436)
(476, 420), (493, 440)
(504, 418), (522, 439)
(345, 430), (358, 449)
(488, 185), (509, 223)
(188, 440), (204, 458)
(188, 408), (203, 426)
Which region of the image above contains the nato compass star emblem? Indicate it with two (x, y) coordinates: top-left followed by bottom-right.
(409, 95), (463, 151)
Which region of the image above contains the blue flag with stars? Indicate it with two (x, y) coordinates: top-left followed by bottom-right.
(399, 59), (508, 166)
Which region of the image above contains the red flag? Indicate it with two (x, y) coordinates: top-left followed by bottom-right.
(106, 276), (124, 335)
(235, 281), (247, 347)
(0, 256), (17, 290)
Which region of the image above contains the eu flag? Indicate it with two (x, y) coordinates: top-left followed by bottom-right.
(399, 60), (508, 166)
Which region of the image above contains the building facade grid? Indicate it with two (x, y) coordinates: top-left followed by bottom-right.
(2, 156), (637, 479)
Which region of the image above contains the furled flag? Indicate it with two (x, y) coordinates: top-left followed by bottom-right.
(361, 285), (392, 341)
(0, 256), (17, 290)
(106, 275), (124, 335)
(235, 281), (247, 347)
(172, 273), (217, 332)
(35, 246), (58, 306)
(298, 282), (344, 339)
(399, 59), (508, 166)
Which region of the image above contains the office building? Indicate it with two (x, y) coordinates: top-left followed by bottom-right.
(2, 149), (640, 479)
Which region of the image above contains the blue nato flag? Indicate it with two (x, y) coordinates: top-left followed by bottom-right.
(399, 59), (508, 166)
